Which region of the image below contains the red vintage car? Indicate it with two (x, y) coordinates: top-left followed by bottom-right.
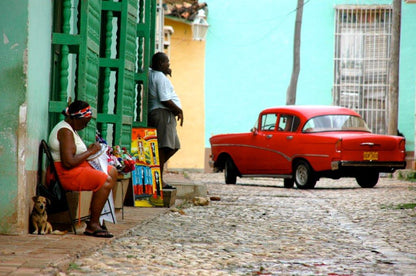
(209, 106), (406, 189)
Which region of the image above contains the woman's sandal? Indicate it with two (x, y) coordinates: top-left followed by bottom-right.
(84, 229), (114, 238)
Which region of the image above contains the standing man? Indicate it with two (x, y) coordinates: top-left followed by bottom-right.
(148, 52), (184, 189)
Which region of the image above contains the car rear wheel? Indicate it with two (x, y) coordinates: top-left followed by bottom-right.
(356, 171), (379, 188)
(294, 160), (316, 189)
(224, 157), (237, 184)
(283, 178), (294, 188)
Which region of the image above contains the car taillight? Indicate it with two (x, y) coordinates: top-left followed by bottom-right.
(399, 139), (406, 151)
(335, 138), (342, 153)
(399, 139), (406, 159)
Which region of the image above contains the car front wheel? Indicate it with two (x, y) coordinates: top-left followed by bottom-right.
(294, 160), (316, 189)
(356, 171), (379, 188)
(224, 157), (237, 184)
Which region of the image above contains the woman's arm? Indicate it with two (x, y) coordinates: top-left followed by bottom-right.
(58, 128), (100, 169)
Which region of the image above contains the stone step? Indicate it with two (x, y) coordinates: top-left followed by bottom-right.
(168, 181), (207, 199)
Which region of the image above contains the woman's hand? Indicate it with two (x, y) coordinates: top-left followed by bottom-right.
(58, 129), (100, 169)
(87, 142), (101, 155)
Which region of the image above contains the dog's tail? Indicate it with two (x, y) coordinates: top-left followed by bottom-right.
(51, 230), (68, 235)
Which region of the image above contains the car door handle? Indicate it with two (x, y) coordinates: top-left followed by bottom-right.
(266, 134), (273, 139)
(286, 136), (293, 140)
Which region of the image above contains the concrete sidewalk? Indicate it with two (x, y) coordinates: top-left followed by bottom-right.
(0, 172), (204, 275)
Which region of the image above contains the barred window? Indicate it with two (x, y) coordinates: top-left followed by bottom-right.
(333, 6), (392, 134)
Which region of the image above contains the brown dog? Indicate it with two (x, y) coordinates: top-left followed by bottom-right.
(30, 196), (66, 235)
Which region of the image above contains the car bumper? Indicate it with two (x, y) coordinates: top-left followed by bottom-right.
(331, 161), (406, 171)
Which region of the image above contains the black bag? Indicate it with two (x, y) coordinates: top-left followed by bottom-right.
(36, 177), (68, 214)
(36, 140), (68, 214)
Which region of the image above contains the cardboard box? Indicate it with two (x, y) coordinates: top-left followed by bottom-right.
(113, 179), (130, 209)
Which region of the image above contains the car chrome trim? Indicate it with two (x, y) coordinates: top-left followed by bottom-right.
(240, 174), (293, 179)
(360, 142), (380, 147)
(211, 143), (291, 161)
(291, 153), (330, 159)
(336, 161), (406, 168)
(212, 144), (330, 162)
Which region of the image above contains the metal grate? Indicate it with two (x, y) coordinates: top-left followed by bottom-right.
(333, 6), (392, 134)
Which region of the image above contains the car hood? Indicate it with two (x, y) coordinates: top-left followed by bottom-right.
(210, 133), (250, 144)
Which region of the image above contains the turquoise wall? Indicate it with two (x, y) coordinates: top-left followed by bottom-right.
(26, 0), (53, 166)
(205, 0), (297, 140)
(0, 0), (51, 234)
(398, 3), (416, 152)
(0, 0), (29, 233)
(204, 0), (416, 153)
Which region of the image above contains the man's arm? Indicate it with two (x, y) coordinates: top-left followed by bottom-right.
(161, 100), (183, 126)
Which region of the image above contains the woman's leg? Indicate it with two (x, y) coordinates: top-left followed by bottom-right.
(87, 167), (117, 232)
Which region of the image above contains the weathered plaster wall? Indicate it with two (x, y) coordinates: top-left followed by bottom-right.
(164, 18), (206, 170)
(398, 3), (416, 156)
(204, 0), (297, 144)
(0, 0), (29, 234)
(0, 0), (52, 234)
(26, 1), (52, 176)
(22, 0), (53, 233)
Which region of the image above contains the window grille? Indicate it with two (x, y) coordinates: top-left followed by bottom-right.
(333, 6), (392, 134)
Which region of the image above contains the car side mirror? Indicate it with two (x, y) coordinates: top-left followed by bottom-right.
(251, 127), (258, 135)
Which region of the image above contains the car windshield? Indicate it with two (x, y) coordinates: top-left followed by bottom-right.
(302, 115), (371, 133)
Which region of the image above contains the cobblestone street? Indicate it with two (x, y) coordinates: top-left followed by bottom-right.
(68, 173), (416, 275)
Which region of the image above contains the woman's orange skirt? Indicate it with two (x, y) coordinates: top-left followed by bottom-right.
(54, 161), (112, 192)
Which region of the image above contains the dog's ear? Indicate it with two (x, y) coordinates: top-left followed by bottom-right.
(32, 196), (38, 202)
(46, 198), (51, 205)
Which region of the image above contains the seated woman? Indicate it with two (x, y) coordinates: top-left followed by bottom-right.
(48, 100), (117, 238)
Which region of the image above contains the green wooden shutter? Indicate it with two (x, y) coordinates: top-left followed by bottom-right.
(50, 0), (102, 145)
(115, 0), (137, 149)
(77, 0), (102, 145)
(134, 0), (156, 128)
(97, 0), (156, 150)
(51, 0), (156, 150)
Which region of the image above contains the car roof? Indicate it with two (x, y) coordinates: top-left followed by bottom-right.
(261, 105), (360, 119)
